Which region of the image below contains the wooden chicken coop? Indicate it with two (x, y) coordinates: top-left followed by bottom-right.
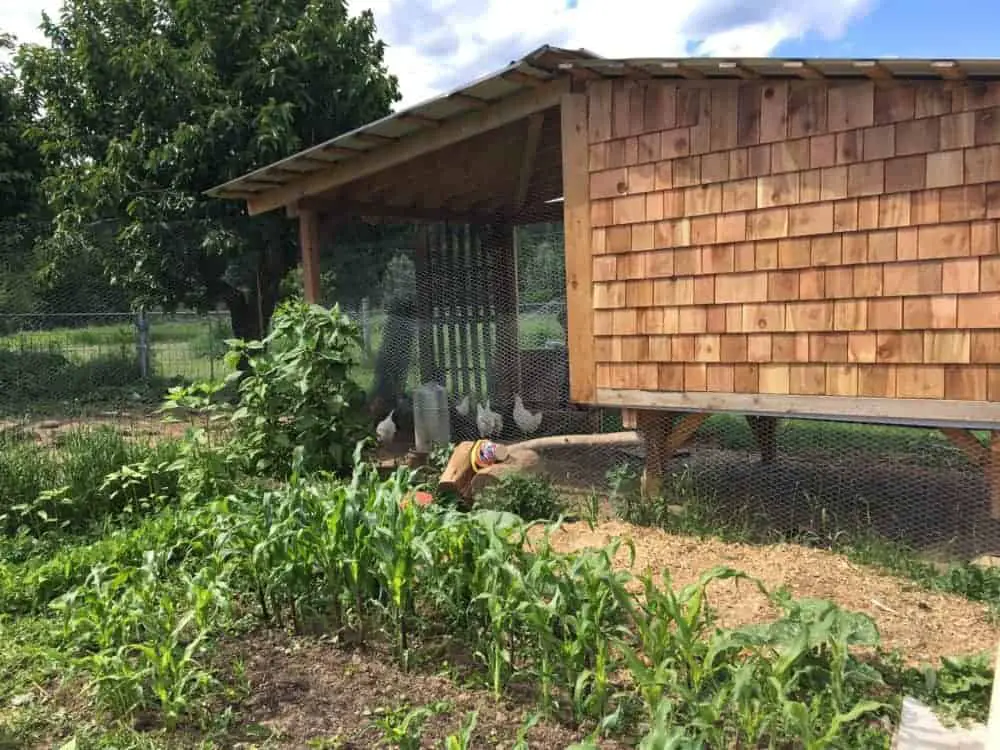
(207, 47), (1000, 514)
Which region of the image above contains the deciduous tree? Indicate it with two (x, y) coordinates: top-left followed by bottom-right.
(19, 0), (400, 340)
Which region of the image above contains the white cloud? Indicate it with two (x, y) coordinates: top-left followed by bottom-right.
(2, 0), (874, 108)
(0, 1), (58, 46)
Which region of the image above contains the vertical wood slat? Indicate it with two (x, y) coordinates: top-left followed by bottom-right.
(479, 226), (497, 399)
(429, 223), (446, 390)
(563, 92), (598, 402)
(464, 224), (484, 397)
(492, 224), (522, 408)
(453, 224), (472, 397)
(442, 223), (461, 395)
(415, 225), (435, 384)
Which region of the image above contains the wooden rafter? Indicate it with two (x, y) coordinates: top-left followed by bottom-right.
(515, 113), (545, 210)
(718, 61), (760, 79)
(297, 196), (496, 223)
(245, 79), (569, 216)
(557, 62), (604, 80)
(931, 60), (967, 80)
(656, 61), (707, 80)
(783, 61), (825, 79)
(854, 60), (894, 82)
(503, 70), (547, 87)
(396, 113), (442, 128)
(447, 92), (490, 109)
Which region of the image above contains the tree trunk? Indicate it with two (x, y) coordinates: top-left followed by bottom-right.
(224, 244), (296, 372)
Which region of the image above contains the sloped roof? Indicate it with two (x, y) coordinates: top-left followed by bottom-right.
(207, 46), (1000, 209)
(205, 45), (598, 201)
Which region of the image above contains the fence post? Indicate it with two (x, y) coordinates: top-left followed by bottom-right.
(136, 307), (150, 380)
(361, 297), (372, 356)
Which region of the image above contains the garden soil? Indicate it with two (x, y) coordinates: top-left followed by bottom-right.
(230, 630), (626, 749)
(536, 520), (999, 666)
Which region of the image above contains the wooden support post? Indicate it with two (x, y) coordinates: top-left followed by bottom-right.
(561, 93), (596, 404)
(298, 208), (322, 303)
(940, 428), (1000, 520)
(990, 433), (1000, 521)
(490, 223), (521, 411)
(635, 411), (710, 498)
(415, 225), (436, 384)
(746, 416), (779, 464)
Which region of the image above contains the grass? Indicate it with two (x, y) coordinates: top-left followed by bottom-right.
(1, 305), (998, 746)
(0, 432), (994, 748)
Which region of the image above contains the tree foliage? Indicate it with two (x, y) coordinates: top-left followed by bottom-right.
(18, 0), (400, 337)
(0, 32), (42, 221)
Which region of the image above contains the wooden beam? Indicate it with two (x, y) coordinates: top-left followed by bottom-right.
(560, 92), (596, 404)
(557, 62), (604, 81)
(515, 113), (545, 210)
(718, 61), (761, 79)
(503, 70), (548, 87)
(783, 61), (825, 80)
(931, 60), (967, 80)
(635, 412), (709, 498)
(310, 145), (368, 160)
(989, 433), (1000, 519)
(297, 197), (497, 223)
(298, 208), (322, 303)
(594, 388), (1000, 431)
(854, 60), (895, 82)
(747, 416), (779, 464)
(656, 61), (707, 80)
(246, 79), (569, 216)
(396, 113), (442, 128)
(941, 428), (988, 466)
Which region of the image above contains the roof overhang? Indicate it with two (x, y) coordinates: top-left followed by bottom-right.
(207, 50), (1000, 217)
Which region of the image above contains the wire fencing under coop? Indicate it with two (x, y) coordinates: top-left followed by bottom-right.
(323, 214), (1000, 564)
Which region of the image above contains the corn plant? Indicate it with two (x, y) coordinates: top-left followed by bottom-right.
(371, 701), (447, 749)
(441, 710), (478, 750)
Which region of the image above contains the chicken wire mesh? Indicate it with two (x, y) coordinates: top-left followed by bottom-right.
(0, 218), (228, 445)
(326, 211), (1000, 563)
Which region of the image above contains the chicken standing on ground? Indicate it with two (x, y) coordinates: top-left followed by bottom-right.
(513, 394), (542, 435)
(455, 394), (471, 418)
(376, 410), (397, 444)
(476, 399), (502, 438)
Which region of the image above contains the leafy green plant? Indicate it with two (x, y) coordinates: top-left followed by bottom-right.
(225, 300), (370, 477)
(474, 473), (561, 521)
(372, 701), (448, 749)
(442, 710), (478, 750)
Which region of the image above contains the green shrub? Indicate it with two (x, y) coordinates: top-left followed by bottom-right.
(225, 300), (369, 476)
(0, 427), (180, 534)
(474, 473), (561, 521)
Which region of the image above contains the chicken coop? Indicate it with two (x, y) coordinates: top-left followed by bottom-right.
(209, 47), (1000, 558)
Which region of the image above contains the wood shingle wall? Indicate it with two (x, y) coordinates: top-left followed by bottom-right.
(585, 78), (1000, 405)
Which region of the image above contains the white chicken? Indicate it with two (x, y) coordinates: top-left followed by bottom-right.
(455, 394), (471, 418)
(513, 394), (542, 435)
(376, 410), (397, 444)
(476, 399), (503, 438)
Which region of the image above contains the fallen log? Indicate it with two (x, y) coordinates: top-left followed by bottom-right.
(446, 432), (647, 500)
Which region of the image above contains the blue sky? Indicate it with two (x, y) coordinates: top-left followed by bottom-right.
(2, 0), (998, 109)
(776, 0), (1000, 58)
